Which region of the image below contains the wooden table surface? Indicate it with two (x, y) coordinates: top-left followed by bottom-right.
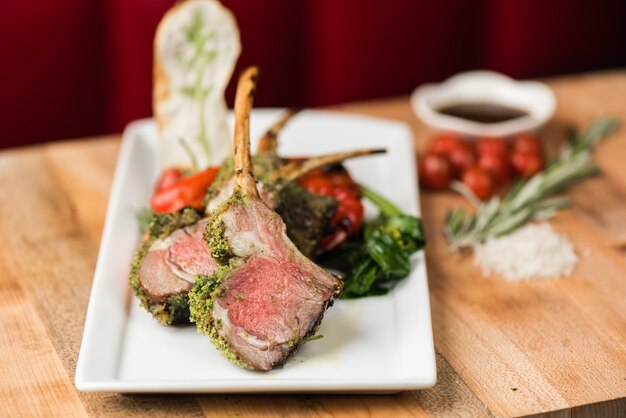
(1, 71), (625, 417)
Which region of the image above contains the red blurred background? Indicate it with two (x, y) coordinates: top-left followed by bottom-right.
(1, 0), (625, 149)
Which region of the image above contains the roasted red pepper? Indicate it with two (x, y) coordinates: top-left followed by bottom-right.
(150, 166), (220, 213)
(153, 167), (184, 193)
(298, 165), (363, 252)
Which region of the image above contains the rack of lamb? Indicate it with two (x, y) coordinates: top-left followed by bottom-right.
(189, 67), (344, 371)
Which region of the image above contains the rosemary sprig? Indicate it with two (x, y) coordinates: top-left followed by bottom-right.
(445, 117), (619, 251)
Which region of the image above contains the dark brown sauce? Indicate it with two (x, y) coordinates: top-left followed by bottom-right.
(437, 103), (528, 123)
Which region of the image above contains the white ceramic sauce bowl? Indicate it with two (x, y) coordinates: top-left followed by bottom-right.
(411, 71), (555, 138)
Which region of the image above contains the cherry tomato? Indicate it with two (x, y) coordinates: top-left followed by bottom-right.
(513, 133), (542, 155)
(419, 153), (453, 190)
(476, 137), (508, 157)
(461, 166), (495, 200)
(428, 132), (464, 156)
(511, 152), (544, 178)
(150, 166), (220, 213)
(448, 143), (476, 176)
(478, 153), (511, 187)
(154, 167), (184, 193)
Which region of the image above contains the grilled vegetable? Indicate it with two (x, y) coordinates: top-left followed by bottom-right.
(319, 184), (426, 298)
(151, 166), (220, 213)
(154, 167), (184, 193)
(298, 164), (364, 252)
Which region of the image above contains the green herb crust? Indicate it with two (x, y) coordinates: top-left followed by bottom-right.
(251, 152), (283, 183)
(274, 183), (338, 257)
(128, 208), (201, 325)
(188, 269), (254, 370)
(204, 190), (247, 264)
(202, 153), (281, 207)
(166, 294), (191, 324)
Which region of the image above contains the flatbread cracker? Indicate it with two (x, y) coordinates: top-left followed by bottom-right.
(154, 0), (241, 169)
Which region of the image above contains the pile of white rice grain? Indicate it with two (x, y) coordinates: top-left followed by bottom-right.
(473, 223), (578, 281)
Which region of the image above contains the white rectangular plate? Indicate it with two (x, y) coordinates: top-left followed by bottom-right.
(75, 110), (436, 393)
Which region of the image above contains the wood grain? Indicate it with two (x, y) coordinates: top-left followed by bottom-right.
(198, 393), (429, 418)
(332, 71), (626, 417)
(0, 258), (87, 418)
(1, 72), (626, 417)
(410, 353), (493, 417)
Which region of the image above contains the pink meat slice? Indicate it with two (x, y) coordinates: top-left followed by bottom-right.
(220, 256), (331, 341)
(166, 220), (215, 280)
(139, 218), (216, 303)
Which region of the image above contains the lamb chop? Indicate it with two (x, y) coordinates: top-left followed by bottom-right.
(128, 208), (210, 324)
(189, 67), (343, 371)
